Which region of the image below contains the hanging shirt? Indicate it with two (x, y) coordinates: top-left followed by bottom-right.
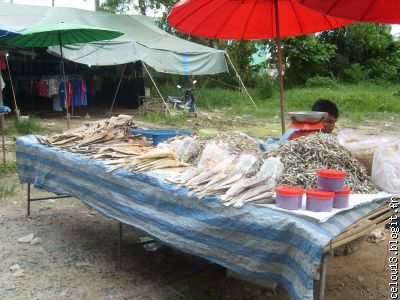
(38, 80), (49, 98)
(67, 81), (73, 108)
(71, 79), (81, 107)
(48, 78), (60, 97)
(0, 75), (5, 91)
(59, 81), (66, 108)
(0, 56), (6, 71)
(81, 80), (87, 106)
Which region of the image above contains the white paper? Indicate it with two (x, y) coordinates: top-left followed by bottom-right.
(254, 192), (395, 222)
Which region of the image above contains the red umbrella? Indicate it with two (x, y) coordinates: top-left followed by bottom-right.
(168, 0), (354, 134)
(298, 0), (400, 24)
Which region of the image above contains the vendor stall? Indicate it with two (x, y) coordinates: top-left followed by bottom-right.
(15, 118), (395, 300)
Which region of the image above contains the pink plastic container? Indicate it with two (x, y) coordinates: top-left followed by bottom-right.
(306, 189), (334, 212)
(333, 187), (351, 209)
(275, 186), (304, 210)
(317, 169), (346, 192)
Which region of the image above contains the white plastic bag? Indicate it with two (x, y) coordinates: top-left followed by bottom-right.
(175, 137), (199, 162)
(256, 157), (284, 182)
(198, 142), (230, 170)
(230, 150), (258, 176)
(371, 141), (400, 193)
(338, 129), (400, 174)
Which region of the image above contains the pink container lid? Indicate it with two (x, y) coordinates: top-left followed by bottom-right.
(276, 186), (304, 196)
(306, 189), (334, 199)
(334, 187), (351, 195)
(317, 169), (346, 179)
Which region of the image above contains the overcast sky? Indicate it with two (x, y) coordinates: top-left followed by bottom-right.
(2, 0), (400, 36)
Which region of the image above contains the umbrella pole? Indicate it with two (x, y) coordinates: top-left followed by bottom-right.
(5, 55), (20, 121)
(274, 0), (286, 135)
(58, 32), (70, 129)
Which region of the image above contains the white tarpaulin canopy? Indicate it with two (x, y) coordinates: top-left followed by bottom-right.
(0, 2), (228, 75)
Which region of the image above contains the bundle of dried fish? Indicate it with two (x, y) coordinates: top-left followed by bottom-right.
(102, 148), (189, 173)
(162, 131), (261, 167)
(264, 132), (379, 193)
(166, 156), (281, 208)
(37, 115), (141, 150)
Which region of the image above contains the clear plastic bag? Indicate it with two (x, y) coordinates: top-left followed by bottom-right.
(371, 141), (400, 193)
(175, 137), (199, 162)
(338, 129), (400, 174)
(256, 157), (284, 182)
(157, 139), (182, 152)
(197, 142), (230, 170)
(230, 150), (258, 176)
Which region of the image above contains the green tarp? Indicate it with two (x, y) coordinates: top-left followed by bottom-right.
(0, 2), (228, 75)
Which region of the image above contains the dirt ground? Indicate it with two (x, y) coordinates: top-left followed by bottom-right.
(0, 109), (396, 300)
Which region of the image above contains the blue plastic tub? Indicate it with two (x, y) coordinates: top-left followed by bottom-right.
(130, 129), (192, 145)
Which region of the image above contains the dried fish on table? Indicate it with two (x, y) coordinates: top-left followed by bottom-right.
(264, 132), (379, 193)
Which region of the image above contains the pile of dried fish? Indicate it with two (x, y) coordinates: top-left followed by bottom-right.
(36, 115), (141, 151)
(166, 154), (282, 208)
(264, 132), (379, 193)
(105, 148), (190, 173)
(163, 131), (261, 166)
(36, 115), (189, 173)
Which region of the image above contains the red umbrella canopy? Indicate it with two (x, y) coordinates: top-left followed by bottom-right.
(167, 0), (355, 40)
(298, 0), (400, 24)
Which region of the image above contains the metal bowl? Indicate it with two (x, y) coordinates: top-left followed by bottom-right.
(286, 111), (328, 123)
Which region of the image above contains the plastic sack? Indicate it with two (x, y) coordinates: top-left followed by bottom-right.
(371, 141), (400, 193)
(230, 150), (258, 176)
(256, 157), (284, 182)
(157, 139), (182, 152)
(198, 142), (230, 170)
(338, 129), (400, 175)
(175, 137), (199, 162)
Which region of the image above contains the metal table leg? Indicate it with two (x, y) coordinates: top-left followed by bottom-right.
(117, 222), (122, 270)
(318, 251), (331, 300)
(27, 183), (31, 216)
(1, 115), (5, 163)
(26, 183), (72, 216)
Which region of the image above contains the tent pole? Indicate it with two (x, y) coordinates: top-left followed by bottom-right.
(58, 32), (70, 129)
(0, 68), (5, 163)
(141, 60), (171, 115)
(274, 0), (286, 135)
(108, 64), (126, 118)
(5, 54), (20, 121)
(225, 53), (257, 108)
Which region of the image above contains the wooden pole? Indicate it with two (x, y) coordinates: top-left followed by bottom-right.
(58, 32), (70, 129)
(141, 60), (171, 115)
(108, 64), (126, 117)
(95, 0), (100, 11)
(5, 54), (20, 120)
(225, 53), (257, 108)
(274, 0), (286, 135)
(0, 68), (5, 163)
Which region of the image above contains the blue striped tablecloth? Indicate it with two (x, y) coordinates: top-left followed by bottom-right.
(16, 135), (387, 300)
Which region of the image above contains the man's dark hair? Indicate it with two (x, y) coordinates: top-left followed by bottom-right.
(312, 99), (339, 118)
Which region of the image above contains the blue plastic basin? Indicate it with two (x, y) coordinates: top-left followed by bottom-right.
(130, 129), (192, 145)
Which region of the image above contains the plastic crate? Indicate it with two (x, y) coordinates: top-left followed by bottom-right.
(130, 129), (192, 145)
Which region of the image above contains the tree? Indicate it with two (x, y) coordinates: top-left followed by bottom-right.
(265, 35), (336, 87)
(319, 23), (400, 81)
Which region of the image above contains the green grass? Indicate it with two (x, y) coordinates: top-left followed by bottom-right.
(154, 82), (400, 122)
(232, 125), (281, 138)
(135, 112), (189, 126)
(0, 160), (17, 176)
(5, 117), (46, 135)
(0, 182), (17, 198)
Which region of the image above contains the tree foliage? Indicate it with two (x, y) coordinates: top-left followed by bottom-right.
(100, 1), (400, 87)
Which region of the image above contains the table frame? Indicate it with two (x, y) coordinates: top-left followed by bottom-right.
(25, 183), (394, 300)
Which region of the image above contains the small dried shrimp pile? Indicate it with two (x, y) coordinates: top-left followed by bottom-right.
(264, 133), (379, 193)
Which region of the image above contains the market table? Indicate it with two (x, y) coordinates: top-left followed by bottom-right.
(16, 135), (394, 300)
